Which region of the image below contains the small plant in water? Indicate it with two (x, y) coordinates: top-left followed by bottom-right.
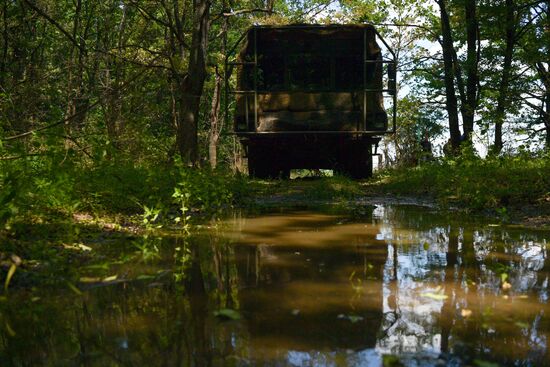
(133, 236), (161, 261)
(174, 241), (192, 282)
(172, 187), (191, 234)
(141, 204), (164, 229)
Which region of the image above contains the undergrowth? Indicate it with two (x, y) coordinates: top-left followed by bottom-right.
(0, 153), (249, 232)
(374, 150), (550, 211)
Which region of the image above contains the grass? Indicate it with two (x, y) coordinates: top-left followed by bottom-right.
(371, 152), (550, 212)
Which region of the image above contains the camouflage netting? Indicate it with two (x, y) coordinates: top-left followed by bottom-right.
(234, 25), (387, 132)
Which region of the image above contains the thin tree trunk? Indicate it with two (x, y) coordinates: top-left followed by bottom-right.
(208, 70), (222, 168)
(545, 91), (550, 150)
(440, 227), (458, 353)
(462, 0), (479, 138)
(208, 11), (227, 169)
(103, 4), (126, 146)
(438, 0), (462, 150)
(543, 1), (550, 150)
(64, 0), (89, 146)
(1, 0), (8, 86)
(494, 0), (515, 153)
(177, 0), (210, 166)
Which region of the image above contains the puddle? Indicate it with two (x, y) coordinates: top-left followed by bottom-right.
(1, 205), (549, 366)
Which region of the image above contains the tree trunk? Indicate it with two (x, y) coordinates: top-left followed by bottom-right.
(545, 91), (550, 150)
(1, 0), (8, 87)
(543, 2), (550, 150)
(493, 0), (515, 153)
(462, 0), (479, 138)
(176, 0), (210, 166)
(64, 0), (89, 146)
(438, 0), (462, 150)
(440, 227), (458, 353)
(208, 70), (222, 168)
(102, 4), (126, 147)
(208, 12), (227, 169)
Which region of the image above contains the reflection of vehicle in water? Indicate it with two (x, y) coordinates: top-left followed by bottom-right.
(231, 212), (387, 354)
(226, 24), (397, 178)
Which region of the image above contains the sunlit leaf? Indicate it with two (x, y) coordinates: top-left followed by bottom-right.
(79, 277), (101, 283)
(102, 275), (118, 282)
(77, 243), (92, 251)
(4, 264), (17, 292)
(67, 282), (83, 296)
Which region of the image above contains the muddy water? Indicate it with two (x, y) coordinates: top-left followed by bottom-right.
(1, 205), (550, 366)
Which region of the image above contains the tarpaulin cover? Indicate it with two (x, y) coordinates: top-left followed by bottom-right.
(235, 25), (387, 132)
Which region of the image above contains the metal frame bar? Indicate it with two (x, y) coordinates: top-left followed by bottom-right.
(224, 24), (398, 136)
(253, 28), (258, 132)
(371, 26), (398, 134)
(236, 131), (388, 135)
(363, 28), (367, 131)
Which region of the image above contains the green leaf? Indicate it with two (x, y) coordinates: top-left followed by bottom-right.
(214, 308), (241, 320)
(4, 264), (17, 292)
(102, 275), (118, 282)
(67, 282), (83, 296)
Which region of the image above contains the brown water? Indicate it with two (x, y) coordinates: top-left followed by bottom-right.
(1, 205), (550, 366)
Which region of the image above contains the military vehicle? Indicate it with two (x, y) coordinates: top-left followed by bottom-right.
(225, 24), (396, 178)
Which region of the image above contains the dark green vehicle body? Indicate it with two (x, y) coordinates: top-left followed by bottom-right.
(226, 24), (396, 178)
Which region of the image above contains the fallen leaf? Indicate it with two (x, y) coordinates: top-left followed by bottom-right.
(102, 275), (118, 282)
(79, 277), (101, 283)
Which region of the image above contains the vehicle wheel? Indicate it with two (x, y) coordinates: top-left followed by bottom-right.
(248, 145), (277, 179)
(336, 143), (373, 179)
(279, 168), (291, 180)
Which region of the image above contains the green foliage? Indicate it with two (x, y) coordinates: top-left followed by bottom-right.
(0, 154), (81, 229)
(375, 152), (550, 211)
(0, 151), (249, 233)
(174, 168), (236, 214)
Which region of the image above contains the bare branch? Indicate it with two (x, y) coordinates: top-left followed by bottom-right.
(21, 0), (84, 52)
(222, 8), (273, 17)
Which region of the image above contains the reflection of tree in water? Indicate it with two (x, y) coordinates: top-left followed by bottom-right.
(1, 207), (550, 366)
(375, 205), (550, 365)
